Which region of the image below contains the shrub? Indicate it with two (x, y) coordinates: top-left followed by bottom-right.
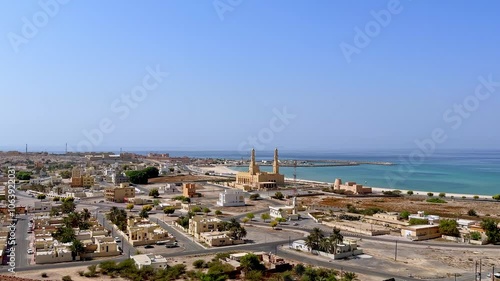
(62, 276), (72, 281)
(78, 271), (84, 276)
(193, 259), (206, 269)
(427, 192), (434, 197)
(400, 210), (410, 220)
(407, 190), (414, 195)
(409, 218), (428, 225)
(470, 231), (482, 241)
(249, 194), (260, 200)
(473, 195), (479, 200)
(41, 273), (48, 278)
(493, 194), (500, 200)
(467, 209), (478, 217)
(462, 196), (466, 199)
(426, 198), (447, 204)
(439, 192), (446, 198)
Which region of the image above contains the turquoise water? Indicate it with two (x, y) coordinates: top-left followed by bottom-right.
(224, 150), (500, 196)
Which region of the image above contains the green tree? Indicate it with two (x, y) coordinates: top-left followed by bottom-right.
(400, 210), (410, 220)
(126, 203), (134, 211)
(481, 218), (500, 243)
(274, 192), (284, 200)
(492, 194), (500, 200)
(241, 217), (250, 225)
(407, 190), (414, 196)
(61, 200), (76, 213)
(276, 217), (287, 224)
(139, 209), (149, 219)
(60, 170), (72, 179)
(192, 206), (202, 213)
(246, 213), (255, 221)
(215, 210), (223, 216)
(439, 192), (446, 198)
(427, 192), (434, 197)
(203, 207), (211, 214)
(53, 227), (75, 243)
(149, 188), (160, 198)
(143, 167), (159, 178)
(164, 206), (176, 216)
(261, 213), (271, 222)
(125, 170), (148, 184)
(37, 194), (46, 201)
(473, 195), (479, 200)
(16, 171), (31, 180)
(240, 253), (265, 273)
(70, 239), (85, 260)
(270, 220), (278, 229)
(294, 264), (306, 276)
(439, 219), (459, 237)
(53, 197), (60, 202)
(142, 205), (153, 212)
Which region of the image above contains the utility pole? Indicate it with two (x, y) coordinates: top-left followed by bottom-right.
(479, 258), (482, 280)
(475, 261), (477, 281)
(394, 240), (398, 261)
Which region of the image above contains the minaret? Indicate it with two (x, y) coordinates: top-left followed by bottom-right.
(273, 148), (279, 174)
(249, 148), (256, 175)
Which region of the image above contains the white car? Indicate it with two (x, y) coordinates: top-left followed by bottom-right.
(114, 237), (121, 243)
(27, 249), (33, 254)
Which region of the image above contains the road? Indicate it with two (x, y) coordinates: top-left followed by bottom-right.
(150, 217), (204, 252)
(14, 215), (30, 268)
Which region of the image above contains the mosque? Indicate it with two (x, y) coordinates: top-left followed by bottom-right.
(235, 148), (285, 190)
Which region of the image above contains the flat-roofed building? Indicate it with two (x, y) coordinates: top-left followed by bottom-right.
(401, 225), (441, 241)
(132, 254), (169, 269)
(105, 184), (135, 203)
(183, 183), (197, 198)
(188, 216), (223, 238)
(216, 189), (245, 207)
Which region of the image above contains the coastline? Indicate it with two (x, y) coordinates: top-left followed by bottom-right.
(196, 165), (496, 199)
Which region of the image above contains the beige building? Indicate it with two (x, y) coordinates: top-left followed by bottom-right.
(70, 167), (95, 188)
(188, 216), (224, 238)
(401, 225), (441, 241)
(127, 217), (173, 246)
(333, 179), (372, 194)
(236, 149), (285, 190)
(105, 183), (135, 203)
(199, 231), (244, 247)
(183, 183), (197, 198)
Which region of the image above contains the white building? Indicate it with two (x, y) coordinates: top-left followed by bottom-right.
(216, 189), (245, 207)
(269, 197), (299, 221)
(131, 254), (169, 269)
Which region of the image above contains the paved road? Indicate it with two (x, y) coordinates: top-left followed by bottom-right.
(14, 215), (30, 268)
(151, 217), (204, 252)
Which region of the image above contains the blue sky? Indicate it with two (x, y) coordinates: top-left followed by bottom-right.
(1, 0), (500, 152)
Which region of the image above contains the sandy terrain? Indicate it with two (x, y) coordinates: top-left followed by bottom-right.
(304, 195), (500, 219)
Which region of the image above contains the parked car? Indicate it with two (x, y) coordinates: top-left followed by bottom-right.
(144, 245), (154, 249)
(27, 249), (33, 254)
(114, 237), (121, 243)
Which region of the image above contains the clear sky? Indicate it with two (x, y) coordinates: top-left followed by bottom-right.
(1, 0), (500, 152)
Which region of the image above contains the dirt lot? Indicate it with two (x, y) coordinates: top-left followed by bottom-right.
(148, 175), (229, 184)
(304, 195), (500, 219)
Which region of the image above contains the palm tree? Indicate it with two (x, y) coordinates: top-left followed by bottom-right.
(81, 208), (91, 221)
(329, 228), (344, 254)
(305, 235), (316, 252)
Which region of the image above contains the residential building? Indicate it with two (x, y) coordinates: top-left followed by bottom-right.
(71, 167), (95, 188)
(183, 183), (197, 198)
(199, 231), (244, 247)
(401, 225), (441, 241)
(269, 196), (299, 220)
(127, 217), (173, 246)
(105, 183), (135, 203)
(235, 149), (285, 190)
(216, 189), (245, 207)
(132, 254), (169, 269)
(408, 211), (440, 225)
(188, 216), (224, 238)
(112, 173), (129, 186)
(333, 178), (372, 194)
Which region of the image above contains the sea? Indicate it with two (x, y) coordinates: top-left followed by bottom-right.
(159, 150), (500, 196)
(19, 149), (500, 196)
